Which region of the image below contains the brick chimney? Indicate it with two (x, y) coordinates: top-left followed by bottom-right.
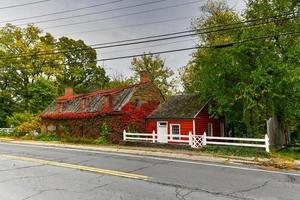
(64, 87), (73, 96)
(140, 71), (151, 84)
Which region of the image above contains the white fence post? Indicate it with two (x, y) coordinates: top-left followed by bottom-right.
(265, 134), (270, 153)
(123, 130), (126, 141)
(203, 132), (207, 146)
(152, 130), (156, 143)
(189, 131), (192, 146)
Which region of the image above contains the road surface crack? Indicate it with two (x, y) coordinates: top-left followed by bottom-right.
(22, 188), (66, 200)
(230, 180), (270, 194)
(0, 173), (59, 184)
(0, 164), (45, 172)
(150, 180), (255, 200)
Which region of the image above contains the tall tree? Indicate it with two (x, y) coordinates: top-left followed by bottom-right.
(130, 54), (174, 97)
(182, 0), (300, 139)
(0, 24), (109, 126)
(56, 37), (109, 93)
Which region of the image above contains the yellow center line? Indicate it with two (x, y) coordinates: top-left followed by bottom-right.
(0, 154), (150, 181)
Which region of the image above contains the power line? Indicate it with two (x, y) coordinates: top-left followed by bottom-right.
(16, 0), (169, 26)
(0, 0), (124, 24)
(55, 16), (195, 37)
(56, 11), (299, 42)
(42, 0), (202, 30)
(0, 0), (50, 10)
(99, 38), (197, 55)
(97, 30), (300, 62)
(0, 13), (298, 60)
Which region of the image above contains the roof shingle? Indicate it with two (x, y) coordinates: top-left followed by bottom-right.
(147, 93), (206, 119)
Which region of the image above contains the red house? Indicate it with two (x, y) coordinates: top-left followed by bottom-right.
(146, 94), (225, 143)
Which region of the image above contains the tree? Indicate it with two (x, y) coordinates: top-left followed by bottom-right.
(56, 37), (109, 93)
(130, 54), (174, 97)
(106, 71), (131, 89)
(0, 24), (110, 126)
(182, 0), (300, 139)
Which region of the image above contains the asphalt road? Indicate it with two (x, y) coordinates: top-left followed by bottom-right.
(0, 142), (299, 200)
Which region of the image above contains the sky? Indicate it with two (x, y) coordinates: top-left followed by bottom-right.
(0, 0), (246, 80)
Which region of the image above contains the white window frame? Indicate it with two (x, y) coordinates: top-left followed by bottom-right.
(170, 124), (181, 140)
(208, 123), (213, 136)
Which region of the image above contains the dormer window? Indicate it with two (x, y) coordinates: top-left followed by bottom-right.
(80, 98), (87, 110)
(103, 95), (113, 112)
(134, 98), (141, 107)
(56, 103), (63, 113)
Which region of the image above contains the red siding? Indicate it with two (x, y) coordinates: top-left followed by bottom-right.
(146, 104), (225, 142)
(195, 105), (225, 136)
(146, 119), (193, 136)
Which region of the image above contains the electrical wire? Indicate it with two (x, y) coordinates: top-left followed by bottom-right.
(15, 0), (169, 26)
(42, 0), (202, 30)
(97, 30), (300, 62)
(0, 13), (298, 60)
(0, 0), (124, 24)
(0, 0), (50, 10)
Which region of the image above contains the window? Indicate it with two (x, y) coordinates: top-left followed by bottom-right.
(134, 98), (141, 107)
(208, 123), (213, 136)
(220, 122), (225, 137)
(171, 124), (180, 140)
(159, 122), (167, 127)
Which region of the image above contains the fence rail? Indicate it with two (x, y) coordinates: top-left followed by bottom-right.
(123, 130), (270, 152)
(0, 128), (14, 133)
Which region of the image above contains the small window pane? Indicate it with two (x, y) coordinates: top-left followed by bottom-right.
(172, 125), (180, 140)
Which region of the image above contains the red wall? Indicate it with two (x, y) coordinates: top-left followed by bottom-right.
(195, 105), (225, 136)
(146, 105), (225, 137)
(146, 119), (193, 136)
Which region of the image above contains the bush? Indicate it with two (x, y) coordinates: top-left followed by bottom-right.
(291, 129), (300, 145)
(7, 112), (41, 135)
(7, 112), (36, 127)
(95, 122), (111, 144)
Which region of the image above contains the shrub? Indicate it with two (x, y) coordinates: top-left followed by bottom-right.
(95, 122), (110, 144)
(7, 112), (41, 135)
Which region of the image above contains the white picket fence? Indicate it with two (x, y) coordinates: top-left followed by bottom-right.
(0, 128), (14, 134)
(123, 130), (270, 152)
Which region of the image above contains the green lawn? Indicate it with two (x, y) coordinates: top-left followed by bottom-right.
(275, 147), (300, 160)
(197, 145), (270, 158)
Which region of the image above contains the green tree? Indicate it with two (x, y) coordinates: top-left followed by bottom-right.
(182, 0), (300, 139)
(130, 54), (174, 97)
(56, 37), (109, 93)
(0, 24), (110, 126)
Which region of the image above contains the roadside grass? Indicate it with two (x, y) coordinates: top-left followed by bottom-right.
(275, 147), (300, 160)
(22, 133), (109, 145)
(196, 145), (270, 158)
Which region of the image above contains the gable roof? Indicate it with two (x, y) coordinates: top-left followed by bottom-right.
(41, 84), (140, 119)
(147, 93), (206, 119)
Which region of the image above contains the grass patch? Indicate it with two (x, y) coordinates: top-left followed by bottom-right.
(197, 145), (270, 158)
(275, 147), (300, 160)
(22, 133), (108, 145)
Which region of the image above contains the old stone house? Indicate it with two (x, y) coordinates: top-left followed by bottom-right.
(40, 72), (164, 141)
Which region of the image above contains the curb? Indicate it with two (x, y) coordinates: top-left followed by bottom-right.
(0, 138), (263, 165)
(0, 138), (299, 170)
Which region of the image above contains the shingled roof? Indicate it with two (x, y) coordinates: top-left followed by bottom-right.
(147, 93), (206, 119)
(41, 85), (139, 118)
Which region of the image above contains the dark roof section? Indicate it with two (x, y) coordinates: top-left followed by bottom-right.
(147, 93), (206, 119)
(42, 85), (138, 116)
